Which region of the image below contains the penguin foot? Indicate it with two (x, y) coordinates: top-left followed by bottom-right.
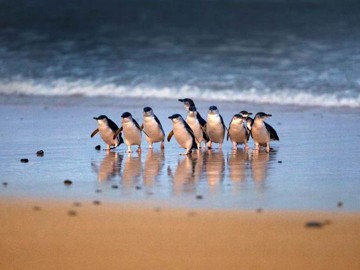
(137, 147), (142, 153)
(161, 142), (165, 149)
(148, 144), (153, 149)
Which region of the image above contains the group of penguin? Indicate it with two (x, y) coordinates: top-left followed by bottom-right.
(91, 98), (279, 155)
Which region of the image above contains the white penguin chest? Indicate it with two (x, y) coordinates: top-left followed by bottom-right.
(173, 122), (193, 148)
(123, 122), (141, 144)
(229, 120), (247, 142)
(143, 117), (164, 140)
(186, 116), (202, 139)
(252, 122), (269, 143)
(98, 125), (116, 145)
(207, 115), (224, 142)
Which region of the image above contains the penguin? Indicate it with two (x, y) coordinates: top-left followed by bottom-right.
(115, 112), (142, 153)
(167, 114), (198, 155)
(227, 111), (252, 150)
(206, 106), (227, 149)
(141, 107), (165, 149)
(185, 106), (209, 148)
(251, 112), (279, 153)
(91, 115), (123, 150)
(178, 98), (207, 127)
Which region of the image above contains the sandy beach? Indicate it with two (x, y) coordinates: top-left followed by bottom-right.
(1, 95), (360, 269)
(1, 198), (360, 270)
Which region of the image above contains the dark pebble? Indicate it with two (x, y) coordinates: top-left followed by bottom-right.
(20, 158), (29, 163)
(33, 206), (41, 211)
(135, 186), (142, 190)
(36, 150), (44, 157)
(73, 202), (82, 207)
(256, 208), (263, 213)
(188, 211), (197, 217)
(95, 189), (102, 193)
(278, 160), (282, 164)
(337, 201), (343, 208)
(111, 185), (119, 189)
(93, 200), (101, 205)
(95, 145), (101, 150)
(64, 179), (73, 185)
(305, 221), (323, 228)
(2, 182), (8, 187)
(154, 207), (161, 213)
(195, 195), (203, 200)
(323, 220), (332, 225)
(68, 210), (77, 216)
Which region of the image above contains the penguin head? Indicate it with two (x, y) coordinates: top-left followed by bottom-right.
(255, 112), (272, 120)
(143, 107), (154, 116)
(121, 112), (133, 122)
(208, 105), (219, 115)
(188, 106), (197, 117)
(239, 111), (252, 119)
(93, 115), (109, 125)
(178, 98), (195, 110)
(168, 114), (183, 123)
(232, 114), (242, 120)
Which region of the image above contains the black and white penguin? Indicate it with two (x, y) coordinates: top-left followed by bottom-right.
(142, 107), (165, 149)
(227, 111), (252, 150)
(178, 98), (207, 127)
(167, 114), (198, 155)
(91, 115), (123, 150)
(206, 105), (227, 149)
(185, 106), (209, 148)
(117, 112), (142, 153)
(251, 112), (279, 153)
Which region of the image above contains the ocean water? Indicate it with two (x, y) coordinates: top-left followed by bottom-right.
(0, 0), (360, 107)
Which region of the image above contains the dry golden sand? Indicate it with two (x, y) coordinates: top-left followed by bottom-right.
(1, 199), (360, 270)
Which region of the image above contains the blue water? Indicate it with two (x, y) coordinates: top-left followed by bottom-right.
(0, 0), (360, 107)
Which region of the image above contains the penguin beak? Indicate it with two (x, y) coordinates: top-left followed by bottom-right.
(178, 99), (184, 102)
(93, 117), (99, 120)
(266, 114), (272, 117)
(168, 116), (173, 119)
(248, 112), (253, 115)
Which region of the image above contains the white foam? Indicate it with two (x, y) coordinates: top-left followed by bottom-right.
(0, 79), (359, 108)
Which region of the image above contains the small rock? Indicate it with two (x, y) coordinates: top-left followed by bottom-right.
(20, 158), (29, 163)
(95, 145), (101, 150)
(188, 211), (197, 217)
(278, 160), (282, 164)
(68, 210), (77, 216)
(195, 195), (203, 200)
(305, 221), (323, 228)
(2, 182), (8, 187)
(33, 206), (41, 211)
(256, 208), (263, 213)
(135, 186), (142, 190)
(337, 201), (343, 208)
(64, 179), (73, 185)
(73, 202), (82, 207)
(36, 150), (44, 157)
(93, 200), (101, 205)
(154, 207), (161, 213)
(95, 189), (102, 193)
(111, 185), (119, 189)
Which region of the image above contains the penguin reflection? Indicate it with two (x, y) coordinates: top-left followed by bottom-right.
(227, 149), (249, 182)
(122, 153), (142, 187)
(92, 151), (123, 182)
(204, 150), (225, 185)
(250, 151), (270, 182)
(169, 155), (200, 194)
(143, 149), (164, 186)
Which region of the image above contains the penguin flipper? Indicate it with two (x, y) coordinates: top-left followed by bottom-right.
(90, 128), (99, 138)
(197, 113), (207, 127)
(112, 127), (123, 140)
(265, 122), (279, 141)
(167, 130), (174, 142)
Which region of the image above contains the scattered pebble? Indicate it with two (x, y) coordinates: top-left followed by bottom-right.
(20, 158), (29, 163)
(95, 189), (102, 193)
(154, 207), (161, 213)
(64, 179), (73, 185)
(305, 221), (323, 228)
(36, 150), (44, 157)
(111, 185), (119, 189)
(135, 185), (142, 190)
(188, 211), (197, 217)
(93, 200), (101, 205)
(95, 145), (101, 150)
(195, 195), (203, 200)
(337, 201), (343, 208)
(73, 202), (82, 207)
(2, 182), (8, 187)
(68, 210), (77, 216)
(146, 191), (154, 196)
(256, 208), (263, 213)
(33, 206), (41, 211)
(323, 219), (332, 225)
(278, 160), (282, 164)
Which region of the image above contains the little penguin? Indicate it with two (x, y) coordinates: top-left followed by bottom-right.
(178, 98), (207, 127)
(206, 105), (227, 149)
(227, 111), (252, 150)
(251, 112), (279, 153)
(91, 115), (123, 150)
(167, 114), (198, 155)
(186, 106), (209, 148)
(141, 107), (165, 149)
(115, 112), (143, 153)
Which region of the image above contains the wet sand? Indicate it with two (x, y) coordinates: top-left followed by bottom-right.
(1, 198), (360, 270)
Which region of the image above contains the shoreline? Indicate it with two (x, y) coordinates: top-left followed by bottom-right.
(1, 198), (360, 270)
